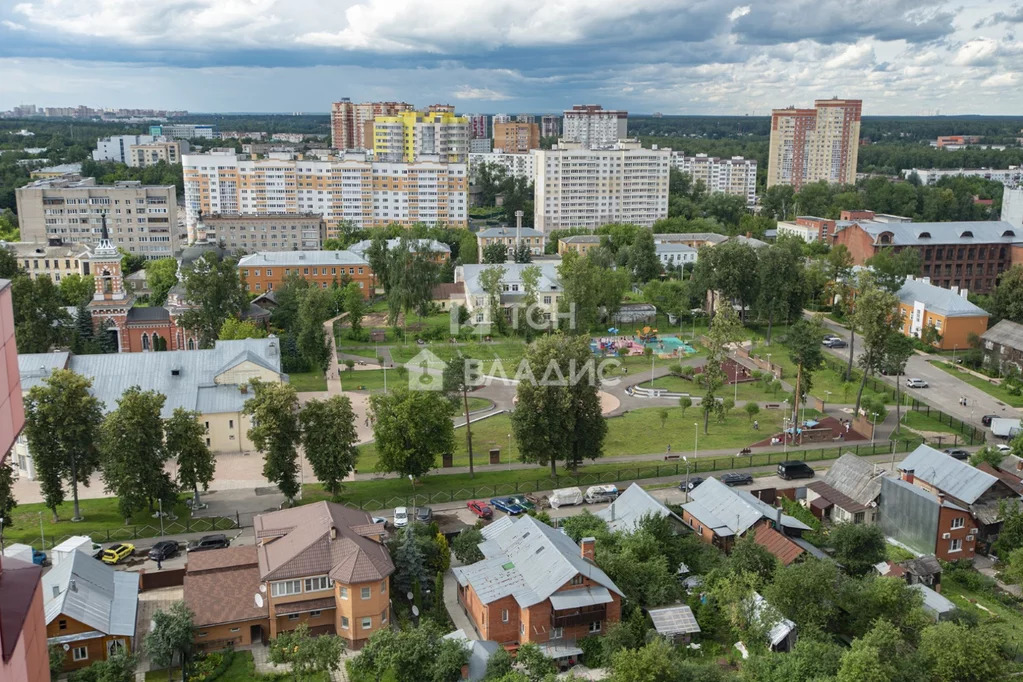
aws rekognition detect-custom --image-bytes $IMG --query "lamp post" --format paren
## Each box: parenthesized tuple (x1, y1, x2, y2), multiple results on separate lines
(953, 345, 957, 365)
(408, 474, 416, 508)
(825, 391, 831, 412)
(683, 455, 691, 503)
(783, 417, 789, 454)
(39, 512, 45, 551)
(871, 412, 879, 441)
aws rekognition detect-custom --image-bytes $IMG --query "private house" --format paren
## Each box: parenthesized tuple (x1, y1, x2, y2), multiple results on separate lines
(596, 483, 686, 533)
(185, 547, 268, 650)
(805, 454, 885, 524)
(455, 262, 562, 327)
(680, 477, 813, 559)
(431, 282, 465, 312)
(12, 338, 284, 481)
(452, 515, 624, 664)
(557, 235, 601, 257)
(897, 444, 1021, 550)
(981, 319, 1023, 375)
(254, 502, 394, 648)
(894, 276, 989, 350)
(43, 551, 139, 672)
(878, 477, 977, 561)
(479, 227, 546, 260)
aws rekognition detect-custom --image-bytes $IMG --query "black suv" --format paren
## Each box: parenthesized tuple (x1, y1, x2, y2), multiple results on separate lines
(187, 534, 230, 552)
(777, 461, 815, 480)
(148, 540, 180, 561)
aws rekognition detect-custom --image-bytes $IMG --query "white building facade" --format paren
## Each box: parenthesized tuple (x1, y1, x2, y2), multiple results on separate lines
(902, 167, 1023, 187)
(562, 105, 628, 148)
(670, 152, 757, 206)
(469, 151, 536, 182)
(92, 135, 158, 164)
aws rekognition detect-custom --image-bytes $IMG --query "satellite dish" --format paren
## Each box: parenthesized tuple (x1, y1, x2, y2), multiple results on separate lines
(406, 592, 414, 601)
(63, 644, 70, 651)
(259, 584, 267, 593)
(411, 605, 420, 617)
(254, 593, 264, 608)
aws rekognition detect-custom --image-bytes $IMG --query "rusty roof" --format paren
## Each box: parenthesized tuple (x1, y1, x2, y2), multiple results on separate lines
(254, 501, 394, 584)
(806, 480, 870, 513)
(977, 462, 1023, 494)
(753, 526, 805, 566)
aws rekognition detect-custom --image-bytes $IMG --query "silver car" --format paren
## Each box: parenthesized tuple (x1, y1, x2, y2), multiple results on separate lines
(906, 378, 929, 388)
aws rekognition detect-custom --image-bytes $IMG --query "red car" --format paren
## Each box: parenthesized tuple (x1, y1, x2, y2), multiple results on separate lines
(467, 500, 493, 519)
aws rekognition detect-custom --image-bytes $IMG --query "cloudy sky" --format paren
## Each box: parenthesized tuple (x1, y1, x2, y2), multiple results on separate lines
(1, 0, 1021, 115)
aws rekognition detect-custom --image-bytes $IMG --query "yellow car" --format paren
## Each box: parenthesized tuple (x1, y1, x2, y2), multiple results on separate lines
(100, 543, 135, 565)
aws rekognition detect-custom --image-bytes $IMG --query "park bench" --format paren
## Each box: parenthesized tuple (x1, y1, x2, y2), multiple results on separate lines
(664, 454, 681, 461)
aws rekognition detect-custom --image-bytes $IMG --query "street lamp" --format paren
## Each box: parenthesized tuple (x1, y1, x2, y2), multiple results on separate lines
(39, 512, 45, 551)
(953, 345, 958, 365)
(871, 412, 879, 441)
(693, 423, 698, 467)
(783, 417, 789, 454)
(825, 391, 832, 412)
(408, 474, 416, 507)
(683, 455, 691, 503)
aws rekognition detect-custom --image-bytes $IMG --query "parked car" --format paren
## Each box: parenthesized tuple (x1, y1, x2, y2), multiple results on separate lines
(906, 378, 929, 388)
(777, 461, 815, 480)
(187, 534, 229, 552)
(944, 448, 970, 461)
(467, 500, 493, 519)
(822, 335, 839, 345)
(489, 497, 526, 515)
(982, 415, 997, 427)
(680, 477, 705, 491)
(996, 444, 1013, 453)
(584, 485, 620, 504)
(371, 516, 388, 527)
(549, 487, 584, 509)
(393, 507, 409, 528)
(415, 507, 433, 523)
(508, 495, 535, 511)
(147, 540, 180, 562)
(100, 543, 135, 565)
(720, 472, 754, 486)
(32, 549, 49, 567)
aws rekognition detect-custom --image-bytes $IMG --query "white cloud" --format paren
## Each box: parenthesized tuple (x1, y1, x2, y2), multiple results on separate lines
(981, 72, 1018, 87)
(452, 86, 511, 101)
(953, 38, 1000, 65)
(824, 42, 876, 69)
(728, 5, 751, 21)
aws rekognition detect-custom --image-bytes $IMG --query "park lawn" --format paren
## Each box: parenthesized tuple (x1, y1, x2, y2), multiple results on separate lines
(340, 368, 397, 393)
(941, 579, 1023, 651)
(929, 360, 1023, 408)
(335, 345, 379, 361)
(901, 410, 960, 435)
(638, 374, 788, 404)
(466, 396, 493, 411)
(389, 339, 529, 372)
(4, 494, 195, 549)
(289, 371, 328, 392)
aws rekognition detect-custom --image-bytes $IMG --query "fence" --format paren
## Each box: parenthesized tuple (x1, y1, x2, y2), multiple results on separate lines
(28, 513, 242, 551)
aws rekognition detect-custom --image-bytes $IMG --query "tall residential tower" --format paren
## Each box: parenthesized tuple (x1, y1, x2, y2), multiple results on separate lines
(767, 98, 862, 190)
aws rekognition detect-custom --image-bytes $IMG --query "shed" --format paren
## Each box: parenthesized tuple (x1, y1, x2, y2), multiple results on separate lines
(912, 583, 956, 622)
(648, 605, 701, 643)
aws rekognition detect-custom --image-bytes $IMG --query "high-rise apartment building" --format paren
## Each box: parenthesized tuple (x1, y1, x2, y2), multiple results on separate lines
(149, 123, 218, 140)
(16, 176, 181, 258)
(767, 98, 862, 190)
(93, 134, 158, 163)
(199, 213, 326, 254)
(469, 151, 536, 182)
(183, 151, 468, 236)
(541, 115, 560, 138)
(493, 122, 539, 154)
(515, 114, 535, 124)
(330, 99, 414, 150)
(533, 140, 669, 232)
(127, 140, 188, 167)
(670, 153, 758, 206)
(492, 114, 511, 125)
(427, 103, 456, 114)
(372, 110, 469, 163)
(467, 114, 489, 139)
(562, 105, 628, 148)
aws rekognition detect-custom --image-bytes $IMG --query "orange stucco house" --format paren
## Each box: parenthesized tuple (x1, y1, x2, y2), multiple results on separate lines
(452, 515, 624, 667)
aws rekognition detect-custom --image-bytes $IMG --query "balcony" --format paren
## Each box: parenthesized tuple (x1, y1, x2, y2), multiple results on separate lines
(551, 605, 605, 628)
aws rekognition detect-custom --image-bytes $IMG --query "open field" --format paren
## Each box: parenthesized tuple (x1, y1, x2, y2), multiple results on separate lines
(289, 371, 328, 392)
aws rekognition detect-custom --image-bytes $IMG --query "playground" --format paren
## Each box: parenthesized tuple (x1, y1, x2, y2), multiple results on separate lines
(752, 415, 868, 448)
(591, 327, 696, 359)
(692, 358, 758, 385)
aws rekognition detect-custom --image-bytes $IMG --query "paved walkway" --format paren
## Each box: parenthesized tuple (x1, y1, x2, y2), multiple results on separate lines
(443, 566, 478, 640)
(974, 554, 1023, 597)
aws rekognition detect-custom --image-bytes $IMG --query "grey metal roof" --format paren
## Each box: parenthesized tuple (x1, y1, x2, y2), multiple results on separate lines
(237, 250, 367, 267)
(897, 278, 989, 318)
(549, 586, 612, 610)
(479, 227, 544, 239)
(442, 631, 499, 682)
(655, 243, 696, 254)
(653, 232, 726, 245)
(685, 477, 810, 536)
(912, 583, 955, 617)
(856, 220, 1021, 246)
(348, 238, 451, 257)
(459, 262, 561, 302)
(899, 444, 998, 504)
(596, 482, 683, 532)
(728, 234, 768, 249)
(822, 453, 885, 507)
(751, 592, 795, 647)
(559, 235, 601, 243)
(648, 605, 701, 636)
(42, 550, 138, 637)
(982, 319, 1023, 352)
(451, 515, 623, 608)
(18, 338, 282, 417)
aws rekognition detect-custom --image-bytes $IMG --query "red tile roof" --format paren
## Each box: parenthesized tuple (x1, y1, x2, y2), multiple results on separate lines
(977, 462, 1023, 494)
(186, 546, 258, 574)
(753, 526, 805, 566)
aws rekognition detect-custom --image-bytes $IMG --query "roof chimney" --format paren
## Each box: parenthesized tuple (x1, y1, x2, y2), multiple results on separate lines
(580, 537, 595, 562)
(52, 585, 61, 599)
(902, 469, 915, 484)
(329, 526, 337, 541)
(936, 493, 945, 507)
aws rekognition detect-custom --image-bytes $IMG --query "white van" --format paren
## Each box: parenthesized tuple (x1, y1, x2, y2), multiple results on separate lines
(584, 485, 620, 504)
(549, 487, 584, 509)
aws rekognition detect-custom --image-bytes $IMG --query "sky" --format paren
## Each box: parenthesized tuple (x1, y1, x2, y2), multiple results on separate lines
(1, 0, 1022, 115)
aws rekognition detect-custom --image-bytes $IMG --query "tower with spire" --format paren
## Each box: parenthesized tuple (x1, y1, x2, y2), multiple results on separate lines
(87, 216, 135, 351)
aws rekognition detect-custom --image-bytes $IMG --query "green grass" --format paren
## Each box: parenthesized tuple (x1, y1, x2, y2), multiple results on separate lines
(885, 543, 916, 562)
(339, 368, 396, 393)
(289, 371, 328, 392)
(335, 346, 379, 361)
(466, 397, 493, 411)
(901, 410, 961, 435)
(929, 360, 1023, 408)
(942, 579, 1023, 651)
(145, 668, 181, 681)
(638, 374, 787, 402)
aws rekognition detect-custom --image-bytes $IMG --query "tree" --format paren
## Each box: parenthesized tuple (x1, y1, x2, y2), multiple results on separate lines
(177, 252, 247, 348)
(144, 257, 179, 306)
(59, 273, 95, 306)
(627, 229, 661, 283)
(757, 245, 804, 343)
(118, 247, 146, 274)
(386, 235, 439, 327)
(48, 643, 64, 678)
(485, 647, 514, 680)
(244, 381, 302, 503)
(608, 637, 683, 682)
(343, 282, 365, 337)
(268, 623, 344, 682)
(218, 317, 267, 340)
(970, 445, 1005, 469)
(728, 534, 778, 583)
(679, 395, 692, 417)
(515, 643, 557, 682)
(879, 331, 913, 434)
(393, 525, 430, 599)
(145, 601, 195, 681)
(12, 275, 69, 353)
(346, 621, 467, 682)
(693, 240, 759, 319)
(443, 353, 477, 477)
(763, 559, 845, 637)
(482, 242, 508, 264)
(829, 523, 886, 576)
(918, 621, 1006, 682)
(451, 526, 485, 564)
(299, 396, 359, 496)
(852, 275, 900, 414)
(371, 388, 454, 479)
(365, 232, 391, 293)
(991, 265, 1023, 324)
(745, 402, 760, 422)
(100, 387, 172, 519)
(23, 370, 103, 521)
(73, 650, 138, 682)
(296, 287, 333, 372)
(785, 316, 825, 429)
(165, 409, 215, 509)
(477, 264, 506, 334)
(0, 457, 16, 531)
(699, 305, 743, 434)
(511, 334, 607, 475)
(512, 243, 533, 263)
(519, 264, 542, 336)
(866, 247, 921, 293)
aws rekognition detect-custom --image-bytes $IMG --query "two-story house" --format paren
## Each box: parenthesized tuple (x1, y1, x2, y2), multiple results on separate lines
(452, 515, 623, 666)
(805, 453, 885, 525)
(455, 262, 562, 329)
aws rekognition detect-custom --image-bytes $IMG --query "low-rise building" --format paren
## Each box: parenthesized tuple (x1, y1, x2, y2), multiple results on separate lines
(902, 167, 1023, 186)
(656, 243, 697, 269)
(431, 282, 465, 312)
(653, 232, 727, 249)
(452, 515, 624, 663)
(456, 262, 562, 327)
(596, 483, 685, 533)
(43, 551, 139, 672)
(30, 164, 82, 180)
(895, 276, 989, 350)
(200, 213, 326, 254)
(879, 476, 977, 562)
(237, 250, 373, 296)
(4, 241, 91, 282)
(557, 235, 601, 256)
(127, 140, 188, 167)
(805, 453, 884, 524)
(185, 546, 269, 650)
(981, 319, 1023, 375)
(477, 227, 545, 261)
(776, 220, 823, 243)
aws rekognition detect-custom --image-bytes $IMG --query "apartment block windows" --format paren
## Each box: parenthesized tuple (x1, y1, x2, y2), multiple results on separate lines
(271, 579, 302, 597)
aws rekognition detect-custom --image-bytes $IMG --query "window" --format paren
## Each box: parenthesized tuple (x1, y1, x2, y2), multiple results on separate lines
(361, 587, 371, 600)
(501, 609, 509, 623)
(589, 621, 602, 633)
(571, 575, 584, 586)
(309, 611, 321, 618)
(551, 627, 563, 640)
(380, 580, 387, 594)
(305, 576, 330, 592)
(341, 616, 349, 629)
(288, 614, 300, 620)
(73, 647, 88, 662)
(951, 517, 965, 530)
(271, 579, 302, 597)
(520, 623, 524, 635)
(59, 619, 67, 631)
(950, 538, 963, 552)
(230, 627, 240, 633)
(381, 609, 388, 623)
(362, 617, 372, 630)
(340, 587, 348, 599)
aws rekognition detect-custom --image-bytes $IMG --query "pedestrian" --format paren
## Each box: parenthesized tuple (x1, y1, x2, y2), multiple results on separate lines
(156, 556, 162, 571)
(667, 444, 672, 453)
(753, 420, 759, 431)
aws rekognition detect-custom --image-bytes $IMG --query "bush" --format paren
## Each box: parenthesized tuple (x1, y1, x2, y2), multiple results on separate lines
(187, 650, 228, 681)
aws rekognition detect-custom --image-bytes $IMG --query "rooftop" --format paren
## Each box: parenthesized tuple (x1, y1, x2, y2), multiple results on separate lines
(820, 453, 886, 507)
(982, 319, 1023, 352)
(348, 238, 451, 256)
(0, 556, 43, 663)
(184, 546, 267, 628)
(752, 526, 805, 566)
(854, 220, 1021, 247)
(458, 262, 562, 300)
(648, 605, 701, 637)
(897, 277, 989, 318)
(899, 444, 998, 504)
(42, 550, 138, 637)
(682, 477, 811, 537)
(237, 250, 367, 268)
(559, 235, 601, 244)
(595, 482, 683, 533)
(652, 232, 727, 245)
(478, 227, 544, 239)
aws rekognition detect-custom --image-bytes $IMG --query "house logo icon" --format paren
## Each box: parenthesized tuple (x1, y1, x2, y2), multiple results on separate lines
(407, 349, 447, 391)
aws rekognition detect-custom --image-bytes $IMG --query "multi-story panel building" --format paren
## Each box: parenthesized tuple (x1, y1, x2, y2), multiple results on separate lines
(127, 140, 188, 167)
(541, 114, 560, 138)
(200, 213, 326, 254)
(330, 99, 414, 150)
(469, 151, 536, 182)
(372, 110, 469, 163)
(15, 175, 181, 259)
(902, 167, 1023, 187)
(467, 114, 489, 139)
(182, 151, 468, 236)
(491, 114, 511, 125)
(562, 105, 628, 148)
(767, 98, 861, 190)
(670, 152, 757, 205)
(92, 135, 158, 164)
(468, 138, 492, 154)
(533, 140, 670, 233)
(5, 241, 91, 282)
(238, 250, 373, 296)
(1004, 187, 1023, 229)
(493, 122, 539, 154)
(149, 123, 218, 140)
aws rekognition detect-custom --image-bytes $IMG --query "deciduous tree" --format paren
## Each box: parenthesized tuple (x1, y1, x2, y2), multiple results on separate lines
(178, 252, 247, 348)
(482, 242, 508, 264)
(166, 409, 215, 509)
(268, 623, 345, 682)
(700, 305, 743, 434)
(145, 601, 195, 680)
(12, 275, 69, 353)
(58, 273, 95, 306)
(991, 265, 1023, 324)
(443, 353, 477, 477)
(244, 381, 302, 503)
(918, 621, 1006, 682)
(100, 387, 173, 519)
(371, 387, 454, 479)
(851, 275, 900, 414)
(144, 257, 179, 306)
(218, 317, 267, 340)
(299, 396, 358, 496)
(785, 316, 825, 428)
(829, 523, 886, 576)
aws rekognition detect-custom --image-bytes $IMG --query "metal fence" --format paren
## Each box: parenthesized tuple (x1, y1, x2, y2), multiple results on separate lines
(28, 513, 242, 551)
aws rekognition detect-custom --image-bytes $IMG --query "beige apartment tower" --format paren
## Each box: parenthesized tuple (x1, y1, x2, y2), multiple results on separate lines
(330, 99, 413, 150)
(767, 98, 862, 190)
(493, 122, 540, 153)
